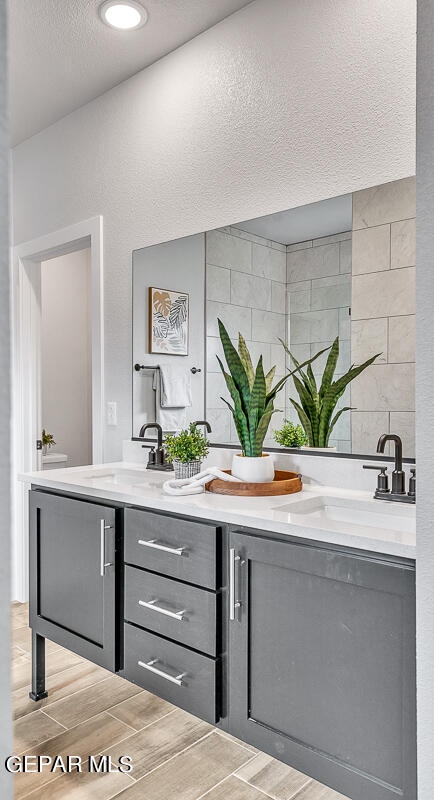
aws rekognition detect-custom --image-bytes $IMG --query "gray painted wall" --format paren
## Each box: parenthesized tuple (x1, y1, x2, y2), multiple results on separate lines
(0, 0, 13, 795)
(416, 3, 434, 797)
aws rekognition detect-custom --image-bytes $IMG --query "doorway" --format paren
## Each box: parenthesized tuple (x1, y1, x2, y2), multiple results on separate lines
(40, 248, 92, 469)
(11, 216, 104, 601)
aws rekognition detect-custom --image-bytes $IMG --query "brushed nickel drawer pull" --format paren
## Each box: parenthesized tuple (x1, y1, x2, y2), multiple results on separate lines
(139, 599, 186, 621)
(137, 538, 186, 556)
(138, 659, 186, 686)
(229, 547, 241, 621)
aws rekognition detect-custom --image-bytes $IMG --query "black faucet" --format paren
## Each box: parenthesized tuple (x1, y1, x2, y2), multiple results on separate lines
(138, 423, 173, 471)
(377, 434, 405, 494)
(192, 420, 212, 434)
(363, 433, 415, 503)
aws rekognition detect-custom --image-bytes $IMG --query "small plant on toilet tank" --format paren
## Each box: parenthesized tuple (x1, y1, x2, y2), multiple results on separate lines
(217, 319, 324, 482)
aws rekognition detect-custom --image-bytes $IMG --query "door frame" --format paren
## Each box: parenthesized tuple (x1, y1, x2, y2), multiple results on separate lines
(11, 216, 104, 601)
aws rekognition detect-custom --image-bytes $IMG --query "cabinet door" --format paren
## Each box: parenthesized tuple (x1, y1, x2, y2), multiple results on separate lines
(29, 491, 117, 670)
(227, 531, 416, 800)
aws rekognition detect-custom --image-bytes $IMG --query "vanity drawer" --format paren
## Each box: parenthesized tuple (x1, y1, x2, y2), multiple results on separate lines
(124, 508, 218, 589)
(123, 623, 219, 724)
(124, 565, 217, 656)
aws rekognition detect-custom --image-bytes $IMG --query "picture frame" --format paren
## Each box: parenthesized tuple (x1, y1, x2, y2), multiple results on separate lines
(148, 286, 189, 355)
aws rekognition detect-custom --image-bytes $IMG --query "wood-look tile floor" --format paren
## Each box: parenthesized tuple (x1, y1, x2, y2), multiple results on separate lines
(11, 603, 349, 800)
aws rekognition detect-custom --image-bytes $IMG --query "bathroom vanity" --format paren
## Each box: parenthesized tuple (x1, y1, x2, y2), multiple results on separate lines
(24, 463, 416, 800)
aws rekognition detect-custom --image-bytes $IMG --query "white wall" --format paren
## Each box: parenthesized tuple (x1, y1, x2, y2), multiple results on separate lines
(12, 0, 416, 460)
(132, 234, 205, 436)
(416, 2, 434, 796)
(41, 249, 92, 467)
(0, 0, 13, 793)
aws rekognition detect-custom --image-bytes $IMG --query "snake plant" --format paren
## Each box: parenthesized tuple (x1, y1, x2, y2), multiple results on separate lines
(281, 337, 380, 448)
(217, 319, 328, 457)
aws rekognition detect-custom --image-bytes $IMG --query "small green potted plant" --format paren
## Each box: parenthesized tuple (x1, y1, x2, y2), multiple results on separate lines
(165, 423, 210, 479)
(217, 319, 327, 482)
(274, 420, 308, 448)
(280, 337, 380, 450)
(41, 429, 56, 456)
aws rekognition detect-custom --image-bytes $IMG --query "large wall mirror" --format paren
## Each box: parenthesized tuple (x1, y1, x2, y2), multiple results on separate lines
(132, 176, 415, 459)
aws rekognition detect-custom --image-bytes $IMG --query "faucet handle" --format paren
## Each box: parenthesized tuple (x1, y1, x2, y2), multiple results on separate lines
(363, 464, 389, 493)
(408, 468, 416, 498)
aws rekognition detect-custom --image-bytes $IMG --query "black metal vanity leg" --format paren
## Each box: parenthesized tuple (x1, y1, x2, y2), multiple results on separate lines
(29, 630, 48, 701)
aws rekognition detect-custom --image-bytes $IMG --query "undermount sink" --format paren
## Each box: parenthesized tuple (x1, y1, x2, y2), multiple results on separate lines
(273, 494, 416, 535)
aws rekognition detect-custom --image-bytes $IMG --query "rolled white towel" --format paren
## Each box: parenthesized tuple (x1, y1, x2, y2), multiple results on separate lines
(163, 466, 241, 496)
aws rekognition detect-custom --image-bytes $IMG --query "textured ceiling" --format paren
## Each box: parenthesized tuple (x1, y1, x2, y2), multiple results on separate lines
(9, 0, 253, 145)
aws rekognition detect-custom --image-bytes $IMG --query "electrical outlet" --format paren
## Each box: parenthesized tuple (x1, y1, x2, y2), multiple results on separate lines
(107, 401, 118, 426)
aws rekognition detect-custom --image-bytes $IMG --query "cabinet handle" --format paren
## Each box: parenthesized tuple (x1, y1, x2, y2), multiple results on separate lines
(100, 520, 114, 577)
(137, 539, 186, 556)
(139, 599, 186, 621)
(229, 547, 241, 621)
(138, 659, 186, 686)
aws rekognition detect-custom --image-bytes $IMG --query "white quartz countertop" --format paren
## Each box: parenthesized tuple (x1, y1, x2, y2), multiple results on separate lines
(19, 462, 416, 560)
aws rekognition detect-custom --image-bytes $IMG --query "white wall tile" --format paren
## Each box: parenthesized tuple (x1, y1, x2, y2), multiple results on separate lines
(287, 242, 340, 282)
(206, 264, 230, 302)
(339, 238, 352, 273)
(252, 243, 286, 282)
(271, 281, 286, 313)
(351, 362, 415, 411)
(270, 342, 287, 375)
(352, 224, 390, 275)
(391, 218, 416, 268)
(389, 411, 415, 458)
(206, 371, 229, 409)
(286, 240, 313, 253)
(351, 411, 390, 455)
(339, 307, 351, 340)
(206, 335, 226, 373)
(287, 285, 311, 314)
(252, 309, 285, 343)
(351, 318, 388, 365)
(312, 231, 352, 246)
(291, 308, 339, 344)
(351, 266, 415, 320)
(310, 273, 351, 310)
(206, 229, 251, 272)
(206, 300, 252, 338)
(231, 270, 271, 311)
(352, 176, 416, 229)
(206, 408, 231, 444)
(388, 314, 415, 363)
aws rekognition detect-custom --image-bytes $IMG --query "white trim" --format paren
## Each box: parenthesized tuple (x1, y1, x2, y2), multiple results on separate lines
(11, 216, 104, 601)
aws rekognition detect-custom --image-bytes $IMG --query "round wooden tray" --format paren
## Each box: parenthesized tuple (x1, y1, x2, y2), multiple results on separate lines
(205, 469, 302, 497)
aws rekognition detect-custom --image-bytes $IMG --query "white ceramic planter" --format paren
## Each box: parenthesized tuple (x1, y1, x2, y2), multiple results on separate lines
(231, 453, 275, 483)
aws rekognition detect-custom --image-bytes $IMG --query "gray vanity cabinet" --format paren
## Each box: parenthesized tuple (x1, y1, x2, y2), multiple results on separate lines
(227, 530, 416, 800)
(29, 490, 119, 673)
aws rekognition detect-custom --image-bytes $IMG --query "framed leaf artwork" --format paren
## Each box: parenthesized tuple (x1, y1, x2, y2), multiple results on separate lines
(148, 287, 189, 355)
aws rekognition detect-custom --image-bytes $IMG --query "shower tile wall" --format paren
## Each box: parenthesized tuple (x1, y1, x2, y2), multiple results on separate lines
(351, 176, 416, 457)
(206, 227, 286, 445)
(286, 233, 352, 452)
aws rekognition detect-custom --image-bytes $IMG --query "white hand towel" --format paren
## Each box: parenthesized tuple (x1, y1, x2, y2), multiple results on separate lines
(152, 367, 190, 433)
(163, 467, 241, 496)
(159, 364, 192, 408)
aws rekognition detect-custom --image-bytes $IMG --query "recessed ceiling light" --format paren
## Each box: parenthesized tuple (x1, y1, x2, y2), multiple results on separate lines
(99, 1, 148, 30)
